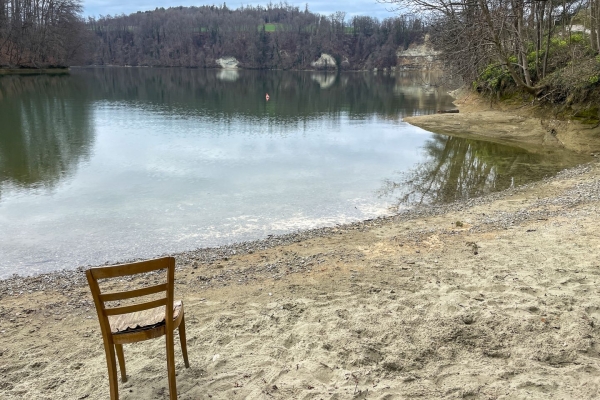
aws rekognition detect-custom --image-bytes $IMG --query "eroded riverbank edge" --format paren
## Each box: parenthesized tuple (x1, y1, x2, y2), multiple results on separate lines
(1, 158, 600, 398)
(404, 89, 600, 154)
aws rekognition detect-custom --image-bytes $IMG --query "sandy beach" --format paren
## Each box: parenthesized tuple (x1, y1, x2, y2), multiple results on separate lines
(2, 96, 600, 399)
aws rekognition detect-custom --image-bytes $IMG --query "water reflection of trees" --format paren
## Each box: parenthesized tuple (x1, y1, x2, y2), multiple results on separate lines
(73, 67, 453, 121)
(0, 68, 451, 195)
(0, 75, 94, 192)
(379, 135, 588, 208)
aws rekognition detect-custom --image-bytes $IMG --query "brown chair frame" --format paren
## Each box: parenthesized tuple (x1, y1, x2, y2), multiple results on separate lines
(86, 256, 190, 400)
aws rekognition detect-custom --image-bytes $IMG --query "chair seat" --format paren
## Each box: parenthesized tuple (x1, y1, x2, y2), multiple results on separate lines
(108, 300, 182, 334)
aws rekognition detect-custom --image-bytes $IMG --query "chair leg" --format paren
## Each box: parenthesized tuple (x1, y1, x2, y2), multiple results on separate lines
(115, 344, 127, 382)
(102, 337, 119, 400)
(179, 313, 190, 368)
(166, 331, 177, 400)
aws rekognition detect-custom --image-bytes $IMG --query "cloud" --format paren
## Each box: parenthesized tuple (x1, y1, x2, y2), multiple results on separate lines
(82, 0, 400, 20)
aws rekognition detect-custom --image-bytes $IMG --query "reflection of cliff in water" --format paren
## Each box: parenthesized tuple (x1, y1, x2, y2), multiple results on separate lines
(72, 67, 454, 121)
(393, 71, 457, 115)
(0, 75, 95, 193)
(311, 72, 337, 89)
(379, 135, 590, 208)
(216, 69, 239, 82)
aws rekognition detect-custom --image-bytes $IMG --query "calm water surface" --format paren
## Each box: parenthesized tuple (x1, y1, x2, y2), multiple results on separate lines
(0, 68, 589, 277)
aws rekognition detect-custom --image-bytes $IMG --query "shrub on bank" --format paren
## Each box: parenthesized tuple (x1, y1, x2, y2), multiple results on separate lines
(471, 30, 600, 123)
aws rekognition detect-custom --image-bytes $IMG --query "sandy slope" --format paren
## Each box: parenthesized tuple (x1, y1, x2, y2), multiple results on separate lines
(1, 158, 600, 399)
(403, 90, 600, 154)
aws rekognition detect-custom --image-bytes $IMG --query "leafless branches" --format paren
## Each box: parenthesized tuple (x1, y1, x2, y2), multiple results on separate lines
(0, 0, 85, 67)
(83, 5, 426, 70)
(380, 0, 598, 93)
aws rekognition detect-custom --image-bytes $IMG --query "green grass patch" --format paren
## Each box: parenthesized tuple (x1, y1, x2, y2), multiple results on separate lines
(261, 23, 283, 32)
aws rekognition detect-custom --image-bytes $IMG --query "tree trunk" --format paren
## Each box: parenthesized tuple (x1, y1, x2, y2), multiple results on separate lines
(542, 3, 553, 79)
(593, 0, 600, 52)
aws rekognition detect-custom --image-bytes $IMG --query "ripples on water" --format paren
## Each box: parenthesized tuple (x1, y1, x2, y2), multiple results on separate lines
(0, 68, 589, 277)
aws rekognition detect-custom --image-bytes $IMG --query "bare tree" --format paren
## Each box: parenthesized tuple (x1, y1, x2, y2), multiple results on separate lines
(379, 0, 589, 94)
(589, 0, 600, 50)
(0, 0, 85, 67)
(83, 4, 427, 71)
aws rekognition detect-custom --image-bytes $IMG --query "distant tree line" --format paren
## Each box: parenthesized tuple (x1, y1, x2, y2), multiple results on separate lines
(84, 3, 426, 69)
(0, 1, 427, 70)
(0, 0, 87, 67)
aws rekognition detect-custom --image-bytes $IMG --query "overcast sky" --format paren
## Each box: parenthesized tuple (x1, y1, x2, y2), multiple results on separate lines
(82, 1, 400, 20)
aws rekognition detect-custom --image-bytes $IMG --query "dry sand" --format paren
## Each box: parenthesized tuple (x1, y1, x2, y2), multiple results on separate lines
(2, 95, 600, 400)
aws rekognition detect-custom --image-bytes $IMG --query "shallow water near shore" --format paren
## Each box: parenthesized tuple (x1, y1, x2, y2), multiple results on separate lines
(0, 68, 590, 278)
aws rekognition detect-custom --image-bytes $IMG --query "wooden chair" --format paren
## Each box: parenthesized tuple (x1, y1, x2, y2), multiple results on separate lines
(86, 256, 190, 400)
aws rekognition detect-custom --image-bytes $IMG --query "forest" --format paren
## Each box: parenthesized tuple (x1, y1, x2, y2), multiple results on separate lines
(0, 1, 426, 70)
(0, 0, 87, 67)
(84, 4, 425, 70)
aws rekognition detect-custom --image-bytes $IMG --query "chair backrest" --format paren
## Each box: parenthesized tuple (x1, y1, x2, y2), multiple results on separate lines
(86, 257, 176, 337)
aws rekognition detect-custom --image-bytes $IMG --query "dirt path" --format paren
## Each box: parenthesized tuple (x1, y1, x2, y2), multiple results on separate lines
(2, 159, 600, 399)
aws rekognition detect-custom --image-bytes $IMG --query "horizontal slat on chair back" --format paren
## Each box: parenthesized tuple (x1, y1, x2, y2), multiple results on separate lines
(104, 298, 168, 316)
(89, 257, 172, 280)
(100, 283, 167, 302)
(86, 257, 176, 337)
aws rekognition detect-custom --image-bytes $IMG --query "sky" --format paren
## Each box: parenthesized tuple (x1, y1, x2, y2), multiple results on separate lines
(82, 0, 400, 21)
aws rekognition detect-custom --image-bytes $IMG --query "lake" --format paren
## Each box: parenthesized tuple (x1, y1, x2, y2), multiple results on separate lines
(0, 68, 589, 278)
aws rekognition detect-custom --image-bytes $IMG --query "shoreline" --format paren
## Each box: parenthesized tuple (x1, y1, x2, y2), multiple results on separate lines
(0, 67, 69, 75)
(0, 179, 512, 285)
(2, 159, 600, 398)
(72, 64, 429, 73)
(0, 157, 587, 286)
(2, 88, 594, 284)
(404, 89, 600, 154)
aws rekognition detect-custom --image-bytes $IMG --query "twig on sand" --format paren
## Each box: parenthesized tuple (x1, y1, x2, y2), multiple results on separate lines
(352, 373, 359, 394)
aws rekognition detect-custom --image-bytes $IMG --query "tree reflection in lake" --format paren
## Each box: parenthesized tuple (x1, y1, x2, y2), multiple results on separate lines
(0, 67, 452, 201)
(379, 135, 591, 209)
(74, 67, 453, 121)
(0, 75, 94, 194)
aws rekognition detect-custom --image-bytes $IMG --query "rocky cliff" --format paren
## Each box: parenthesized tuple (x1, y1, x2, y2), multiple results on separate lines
(396, 36, 440, 70)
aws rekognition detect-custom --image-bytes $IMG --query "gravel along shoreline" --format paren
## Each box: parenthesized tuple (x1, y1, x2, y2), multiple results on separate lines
(1, 161, 598, 299)
(2, 160, 600, 399)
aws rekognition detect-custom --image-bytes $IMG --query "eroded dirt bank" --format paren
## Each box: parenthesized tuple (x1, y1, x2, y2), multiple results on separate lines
(403, 90, 600, 154)
(1, 160, 600, 399)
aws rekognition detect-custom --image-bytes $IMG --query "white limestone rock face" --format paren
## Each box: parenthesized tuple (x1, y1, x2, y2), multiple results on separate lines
(311, 53, 337, 69)
(396, 35, 440, 69)
(216, 57, 239, 69)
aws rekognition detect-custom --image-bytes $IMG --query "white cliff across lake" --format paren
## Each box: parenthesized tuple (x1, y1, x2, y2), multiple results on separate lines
(216, 57, 239, 69)
(311, 53, 337, 69)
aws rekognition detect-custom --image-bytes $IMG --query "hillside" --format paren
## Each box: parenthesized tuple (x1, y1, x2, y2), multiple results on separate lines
(84, 4, 425, 70)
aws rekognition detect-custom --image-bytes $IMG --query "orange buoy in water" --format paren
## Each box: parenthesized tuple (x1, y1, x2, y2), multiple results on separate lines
(265, 93, 270, 101)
